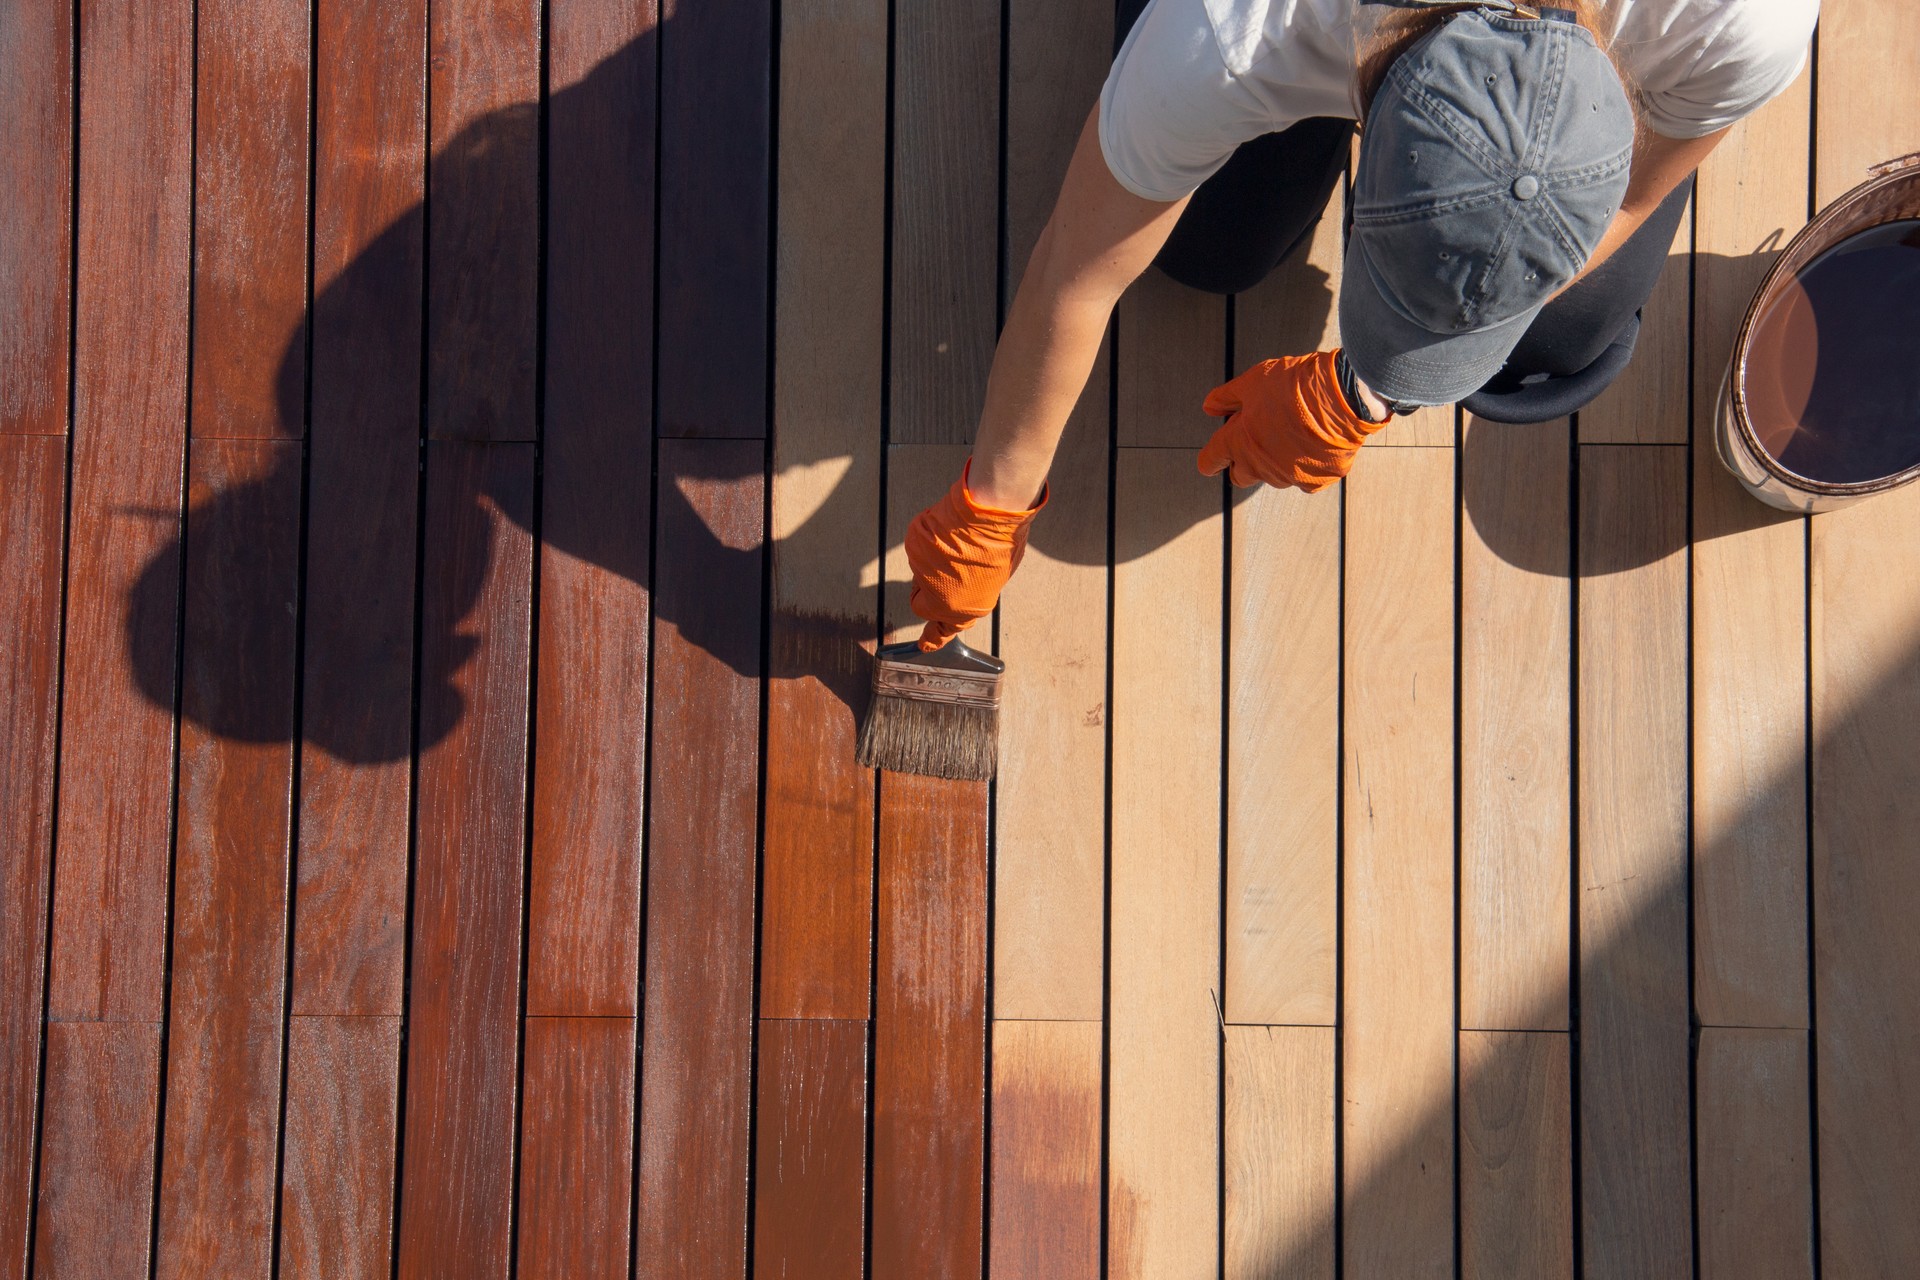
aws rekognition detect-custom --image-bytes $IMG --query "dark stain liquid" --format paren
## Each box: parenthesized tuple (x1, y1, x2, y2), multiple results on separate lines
(1742, 218, 1920, 485)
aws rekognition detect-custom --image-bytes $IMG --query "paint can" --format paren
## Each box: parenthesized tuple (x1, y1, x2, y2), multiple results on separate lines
(1715, 151, 1920, 513)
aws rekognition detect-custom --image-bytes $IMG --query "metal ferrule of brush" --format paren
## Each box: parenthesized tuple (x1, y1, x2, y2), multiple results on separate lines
(871, 637, 1005, 709)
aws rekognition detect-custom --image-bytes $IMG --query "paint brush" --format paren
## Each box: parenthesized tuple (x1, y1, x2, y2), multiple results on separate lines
(854, 637, 1003, 781)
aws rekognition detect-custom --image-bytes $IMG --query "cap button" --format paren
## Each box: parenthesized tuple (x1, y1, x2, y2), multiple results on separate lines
(1512, 174, 1540, 200)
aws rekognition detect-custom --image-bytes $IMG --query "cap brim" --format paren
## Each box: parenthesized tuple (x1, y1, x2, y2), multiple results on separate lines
(1336, 234, 1545, 406)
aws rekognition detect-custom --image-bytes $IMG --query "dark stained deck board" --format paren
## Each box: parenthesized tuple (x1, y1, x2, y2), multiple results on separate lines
(1576, 445, 1693, 1280)
(887, 0, 1000, 446)
(635, 442, 764, 1278)
(0, 436, 66, 1278)
(759, 0, 884, 1025)
(395, 441, 536, 1280)
(752, 1019, 870, 1280)
(0, 0, 73, 438)
(525, 0, 657, 1019)
(291, 0, 425, 1018)
(153, 439, 301, 1276)
(188, 0, 308, 442)
(656, 0, 771, 439)
(426, 0, 540, 443)
(35, 1, 193, 1265)
(869, 446, 989, 1280)
(277, 1016, 401, 1280)
(32, 1022, 162, 1278)
(517, 1016, 636, 1279)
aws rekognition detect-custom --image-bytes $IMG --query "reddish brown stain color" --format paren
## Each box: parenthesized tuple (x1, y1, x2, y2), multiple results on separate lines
(278, 1017, 401, 1280)
(518, 1017, 637, 1279)
(753, 1019, 870, 1278)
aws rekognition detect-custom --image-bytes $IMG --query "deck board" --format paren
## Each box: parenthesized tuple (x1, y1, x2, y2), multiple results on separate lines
(7, 5, 1920, 1276)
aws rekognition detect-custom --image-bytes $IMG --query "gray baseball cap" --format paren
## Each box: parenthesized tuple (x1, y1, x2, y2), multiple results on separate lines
(1339, 4, 1635, 405)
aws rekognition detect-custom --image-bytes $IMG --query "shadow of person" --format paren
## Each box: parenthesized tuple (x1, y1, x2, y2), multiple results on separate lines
(124, 25, 1335, 759)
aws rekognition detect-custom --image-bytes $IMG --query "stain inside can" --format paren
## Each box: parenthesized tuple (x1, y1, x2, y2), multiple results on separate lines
(1743, 218, 1920, 485)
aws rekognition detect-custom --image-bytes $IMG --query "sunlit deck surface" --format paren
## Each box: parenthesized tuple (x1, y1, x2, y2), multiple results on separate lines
(3, 0, 1918, 1275)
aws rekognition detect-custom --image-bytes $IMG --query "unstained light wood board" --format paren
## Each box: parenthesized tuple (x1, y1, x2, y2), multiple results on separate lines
(658, 0, 771, 438)
(189, 0, 308, 441)
(1690, 76, 1811, 1031)
(1459, 1030, 1572, 1280)
(636, 443, 764, 1279)
(425, 0, 539, 441)
(154, 439, 301, 1277)
(761, 0, 884, 1021)
(1811, 483, 1920, 1275)
(1576, 444, 1691, 1280)
(992, 0, 1114, 1024)
(1460, 416, 1571, 1031)
(1341, 444, 1455, 1280)
(292, 0, 424, 1019)
(395, 442, 535, 1279)
(888, 0, 999, 445)
(277, 1016, 401, 1280)
(39, 2, 192, 1257)
(1578, 196, 1694, 444)
(1224, 1025, 1335, 1280)
(1108, 447, 1222, 1280)
(1696, 1027, 1813, 1280)
(0, 435, 66, 1275)
(0, 0, 73, 437)
(517, 1016, 637, 1279)
(526, 0, 658, 1019)
(990, 1019, 1102, 1280)
(1223, 213, 1343, 1026)
(753, 1019, 869, 1280)
(1118, 271, 1225, 448)
(870, 445, 988, 1280)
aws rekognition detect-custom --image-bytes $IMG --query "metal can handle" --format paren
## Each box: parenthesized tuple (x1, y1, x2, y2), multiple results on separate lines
(1868, 150, 1920, 178)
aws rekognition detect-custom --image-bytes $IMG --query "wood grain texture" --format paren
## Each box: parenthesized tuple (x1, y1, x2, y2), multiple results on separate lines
(396, 442, 535, 1280)
(278, 1016, 400, 1280)
(47, 0, 192, 1026)
(32, 1021, 160, 1278)
(888, 0, 998, 445)
(869, 445, 988, 1280)
(293, 0, 425, 1018)
(1813, 0, 1918, 205)
(1118, 272, 1225, 448)
(1222, 226, 1342, 1026)
(1341, 444, 1455, 1280)
(1811, 481, 1920, 1276)
(426, 0, 539, 441)
(753, 1019, 869, 1280)
(0, 0, 73, 436)
(1577, 196, 1694, 445)
(1459, 1030, 1572, 1280)
(992, 0, 1113, 1024)
(1109, 448, 1222, 1280)
(190, 0, 308, 440)
(1460, 417, 1571, 1031)
(525, 0, 657, 1019)
(154, 439, 300, 1278)
(517, 1017, 636, 1280)
(990, 1019, 1102, 1280)
(871, 768, 988, 1280)
(0, 436, 65, 1278)
(1690, 80, 1811, 1030)
(657, 0, 771, 438)
(1364, 402, 1456, 447)
(1224, 1025, 1336, 1280)
(1576, 444, 1691, 1280)
(635, 443, 764, 1279)
(1697, 1028, 1813, 1280)
(761, 0, 883, 1020)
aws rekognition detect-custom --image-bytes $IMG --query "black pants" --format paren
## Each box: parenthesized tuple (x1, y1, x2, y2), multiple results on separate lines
(1114, 0, 1690, 422)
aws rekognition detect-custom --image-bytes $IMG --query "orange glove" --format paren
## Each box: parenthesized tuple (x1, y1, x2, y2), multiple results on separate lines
(904, 459, 1048, 652)
(1198, 348, 1386, 493)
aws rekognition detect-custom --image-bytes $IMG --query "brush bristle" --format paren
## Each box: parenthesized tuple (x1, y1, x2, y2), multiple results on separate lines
(856, 690, 999, 781)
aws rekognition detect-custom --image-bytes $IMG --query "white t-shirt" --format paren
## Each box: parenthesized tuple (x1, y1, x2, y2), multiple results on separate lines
(1099, 0, 1819, 201)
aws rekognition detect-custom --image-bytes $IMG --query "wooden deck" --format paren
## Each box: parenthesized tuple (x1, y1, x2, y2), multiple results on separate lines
(3, 0, 1918, 1275)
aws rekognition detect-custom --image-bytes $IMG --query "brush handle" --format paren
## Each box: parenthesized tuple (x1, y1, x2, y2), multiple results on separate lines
(875, 636, 1005, 675)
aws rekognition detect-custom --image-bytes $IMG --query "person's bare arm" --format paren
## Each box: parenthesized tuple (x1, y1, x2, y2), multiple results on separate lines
(1561, 124, 1729, 290)
(966, 108, 1189, 509)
